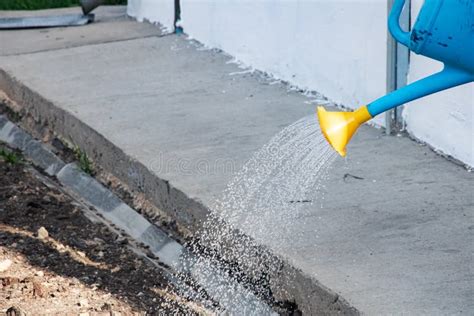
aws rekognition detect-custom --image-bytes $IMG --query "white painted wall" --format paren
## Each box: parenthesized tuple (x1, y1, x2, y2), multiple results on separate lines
(127, 0, 473, 166)
(181, 0, 388, 126)
(127, 0, 389, 126)
(127, 0, 175, 32)
(403, 0, 473, 166)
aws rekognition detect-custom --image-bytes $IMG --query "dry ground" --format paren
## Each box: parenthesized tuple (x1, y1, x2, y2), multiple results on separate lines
(0, 145, 210, 315)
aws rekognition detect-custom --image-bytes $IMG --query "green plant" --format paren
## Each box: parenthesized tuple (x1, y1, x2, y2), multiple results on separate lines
(73, 146, 93, 175)
(9, 111, 22, 123)
(0, 0, 127, 10)
(0, 147, 22, 165)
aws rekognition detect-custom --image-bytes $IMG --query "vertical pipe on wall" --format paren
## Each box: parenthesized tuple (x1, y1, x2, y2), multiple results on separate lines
(174, 0, 182, 33)
(386, 0, 397, 135)
(386, 0, 410, 134)
(395, 0, 410, 130)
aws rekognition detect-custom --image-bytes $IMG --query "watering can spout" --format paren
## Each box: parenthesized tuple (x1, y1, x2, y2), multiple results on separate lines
(317, 67, 473, 157)
(317, 106, 372, 157)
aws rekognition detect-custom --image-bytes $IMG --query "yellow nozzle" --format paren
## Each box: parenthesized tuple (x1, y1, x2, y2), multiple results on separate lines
(317, 105, 372, 157)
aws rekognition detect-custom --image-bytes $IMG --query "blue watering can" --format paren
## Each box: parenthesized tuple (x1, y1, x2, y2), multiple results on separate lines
(317, 0, 474, 157)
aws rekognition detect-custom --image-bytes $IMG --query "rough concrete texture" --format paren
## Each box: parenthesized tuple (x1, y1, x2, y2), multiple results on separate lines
(0, 6, 472, 315)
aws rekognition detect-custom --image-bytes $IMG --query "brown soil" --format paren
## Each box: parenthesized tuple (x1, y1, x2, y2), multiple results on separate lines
(0, 145, 212, 315)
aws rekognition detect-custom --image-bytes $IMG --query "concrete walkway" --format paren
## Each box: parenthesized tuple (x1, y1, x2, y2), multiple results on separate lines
(1, 7, 472, 315)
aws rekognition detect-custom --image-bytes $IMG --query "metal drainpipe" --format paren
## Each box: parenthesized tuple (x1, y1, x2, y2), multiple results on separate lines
(395, 0, 410, 132)
(386, 0, 397, 136)
(174, 0, 183, 33)
(386, 0, 410, 135)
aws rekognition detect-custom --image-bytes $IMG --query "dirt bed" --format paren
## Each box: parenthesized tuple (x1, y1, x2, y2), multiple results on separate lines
(0, 145, 210, 315)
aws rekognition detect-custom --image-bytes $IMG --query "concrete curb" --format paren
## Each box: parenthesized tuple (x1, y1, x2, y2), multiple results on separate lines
(0, 115, 64, 175)
(0, 69, 358, 315)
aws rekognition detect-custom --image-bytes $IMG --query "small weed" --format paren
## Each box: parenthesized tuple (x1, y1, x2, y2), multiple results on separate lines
(73, 146, 93, 175)
(9, 111, 22, 123)
(0, 147, 22, 165)
(0, 101, 23, 122)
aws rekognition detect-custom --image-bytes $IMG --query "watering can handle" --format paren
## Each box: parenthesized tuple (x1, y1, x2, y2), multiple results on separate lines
(388, 0, 410, 47)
